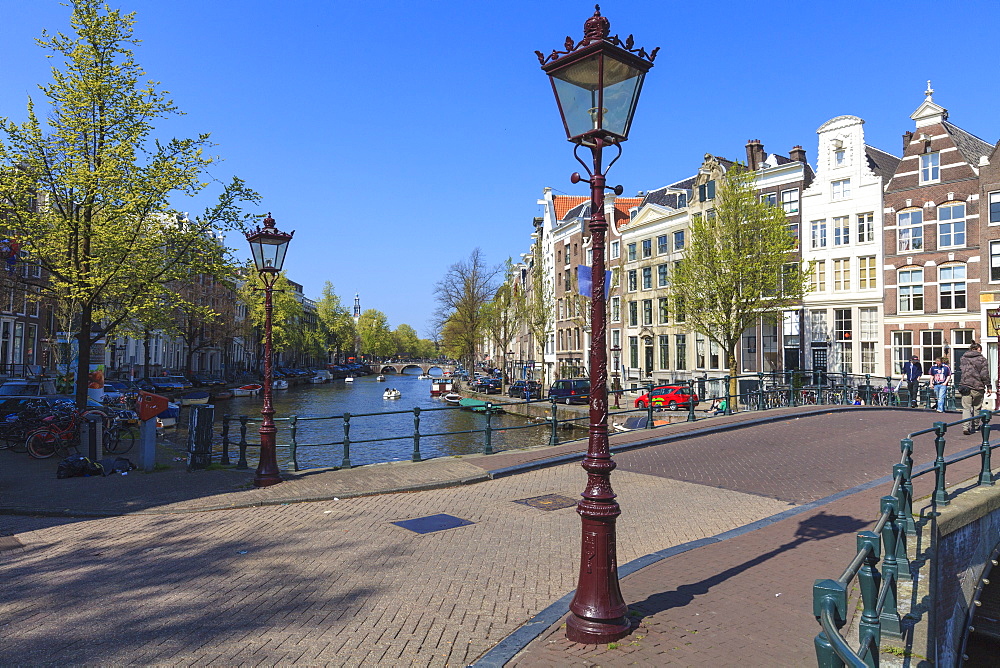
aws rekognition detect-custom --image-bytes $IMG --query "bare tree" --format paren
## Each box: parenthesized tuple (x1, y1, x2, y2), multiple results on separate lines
(433, 248, 501, 368)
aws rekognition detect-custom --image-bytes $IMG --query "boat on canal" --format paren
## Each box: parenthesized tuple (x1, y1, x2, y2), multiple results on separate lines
(179, 390, 210, 406)
(443, 392, 462, 404)
(382, 388, 401, 400)
(233, 383, 262, 397)
(431, 378, 453, 397)
(273, 379, 289, 390)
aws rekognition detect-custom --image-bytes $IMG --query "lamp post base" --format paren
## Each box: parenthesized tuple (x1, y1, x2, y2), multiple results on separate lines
(253, 471, 283, 487)
(566, 613, 631, 644)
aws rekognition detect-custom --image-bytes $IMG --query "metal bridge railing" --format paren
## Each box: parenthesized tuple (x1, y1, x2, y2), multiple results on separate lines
(812, 411, 998, 667)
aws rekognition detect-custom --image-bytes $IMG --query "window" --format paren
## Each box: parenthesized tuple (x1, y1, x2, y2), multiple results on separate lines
(627, 269, 637, 292)
(920, 152, 940, 183)
(833, 259, 851, 291)
(627, 243, 637, 261)
(939, 264, 966, 310)
(674, 295, 685, 322)
(641, 239, 652, 258)
(990, 192, 1000, 225)
(710, 340, 721, 369)
(629, 336, 638, 368)
(898, 268, 924, 312)
(657, 235, 668, 254)
(810, 310, 827, 341)
(781, 188, 799, 214)
(612, 329, 621, 349)
(954, 329, 975, 348)
(812, 260, 826, 292)
(991, 240, 1000, 282)
(657, 263, 669, 287)
(659, 335, 669, 369)
(836, 341, 854, 374)
(835, 149, 845, 166)
(556, 248, 561, 265)
(696, 335, 707, 368)
(811, 220, 827, 248)
(586, 248, 593, 266)
(834, 309, 852, 341)
(611, 296, 620, 323)
(858, 256, 877, 290)
(698, 180, 716, 201)
(641, 267, 652, 290)
(857, 212, 874, 243)
(832, 179, 851, 200)
(610, 240, 620, 259)
(921, 330, 944, 369)
(557, 299, 564, 320)
(860, 342, 876, 374)
(833, 216, 850, 246)
(788, 223, 799, 250)
(628, 301, 638, 326)
(673, 230, 685, 250)
(938, 203, 966, 248)
(761, 192, 777, 207)
(859, 308, 877, 341)
(675, 334, 687, 370)
(642, 299, 653, 325)
(892, 331, 913, 374)
(897, 210, 923, 252)
(658, 297, 669, 324)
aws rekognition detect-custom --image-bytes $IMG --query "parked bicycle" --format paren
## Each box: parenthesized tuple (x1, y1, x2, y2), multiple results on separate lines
(25, 406, 108, 459)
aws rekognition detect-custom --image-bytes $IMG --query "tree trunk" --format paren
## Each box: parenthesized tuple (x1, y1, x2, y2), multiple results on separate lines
(143, 330, 152, 379)
(74, 304, 93, 409)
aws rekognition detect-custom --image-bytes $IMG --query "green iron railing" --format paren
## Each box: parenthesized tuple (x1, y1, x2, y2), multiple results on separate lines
(812, 410, 997, 667)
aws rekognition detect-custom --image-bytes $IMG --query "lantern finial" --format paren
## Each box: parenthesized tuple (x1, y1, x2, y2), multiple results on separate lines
(263, 212, 275, 228)
(583, 5, 610, 45)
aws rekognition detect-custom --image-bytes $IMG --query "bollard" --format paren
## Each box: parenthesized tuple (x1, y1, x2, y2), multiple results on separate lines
(932, 421, 949, 506)
(723, 375, 732, 415)
(484, 403, 494, 454)
(412, 406, 422, 462)
(221, 414, 232, 465)
(236, 415, 249, 469)
(646, 383, 654, 429)
(139, 417, 157, 472)
(187, 404, 214, 471)
(687, 379, 697, 422)
(979, 411, 994, 486)
(342, 412, 352, 469)
(879, 496, 903, 638)
(856, 531, 883, 664)
(549, 397, 559, 446)
(289, 415, 299, 472)
(864, 374, 871, 406)
(757, 372, 765, 412)
(81, 413, 103, 462)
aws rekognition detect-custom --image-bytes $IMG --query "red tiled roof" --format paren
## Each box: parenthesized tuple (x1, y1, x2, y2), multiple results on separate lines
(552, 196, 589, 220)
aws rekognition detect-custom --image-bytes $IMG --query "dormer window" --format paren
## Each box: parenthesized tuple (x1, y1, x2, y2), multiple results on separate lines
(834, 150, 845, 166)
(698, 180, 716, 202)
(920, 152, 940, 184)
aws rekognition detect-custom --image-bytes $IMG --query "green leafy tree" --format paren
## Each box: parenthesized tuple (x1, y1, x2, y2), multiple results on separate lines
(392, 324, 420, 358)
(357, 308, 394, 359)
(0, 1, 257, 405)
(433, 248, 500, 368)
(239, 270, 304, 369)
(483, 260, 524, 385)
(670, 165, 809, 396)
(315, 282, 355, 362)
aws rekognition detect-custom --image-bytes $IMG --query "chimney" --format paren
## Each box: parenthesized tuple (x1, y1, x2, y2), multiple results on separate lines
(745, 139, 765, 170)
(902, 131, 914, 153)
(789, 145, 807, 163)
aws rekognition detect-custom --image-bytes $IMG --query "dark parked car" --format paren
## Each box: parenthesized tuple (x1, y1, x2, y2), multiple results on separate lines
(634, 385, 700, 410)
(0, 378, 57, 396)
(508, 380, 542, 399)
(482, 378, 502, 394)
(137, 377, 185, 392)
(548, 378, 591, 405)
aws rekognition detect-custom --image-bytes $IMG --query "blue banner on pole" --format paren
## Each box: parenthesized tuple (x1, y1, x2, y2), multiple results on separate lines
(576, 265, 611, 298)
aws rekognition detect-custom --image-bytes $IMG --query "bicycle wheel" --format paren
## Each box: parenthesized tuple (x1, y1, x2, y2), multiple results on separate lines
(106, 424, 138, 454)
(26, 429, 59, 459)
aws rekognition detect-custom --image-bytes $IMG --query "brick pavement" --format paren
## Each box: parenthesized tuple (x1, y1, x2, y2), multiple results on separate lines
(0, 405, 976, 666)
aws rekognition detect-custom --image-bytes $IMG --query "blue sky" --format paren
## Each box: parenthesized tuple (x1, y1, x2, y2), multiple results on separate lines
(2, 1, 999, 338)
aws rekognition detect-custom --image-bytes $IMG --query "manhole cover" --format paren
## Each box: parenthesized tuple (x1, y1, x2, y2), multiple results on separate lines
(0, 536, 24, 552)
(392, 513, 474, 534)
(514, 494, 578, 511)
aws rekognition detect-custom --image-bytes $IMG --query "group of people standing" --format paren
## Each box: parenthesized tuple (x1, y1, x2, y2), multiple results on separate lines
(901, 343, 993, 434)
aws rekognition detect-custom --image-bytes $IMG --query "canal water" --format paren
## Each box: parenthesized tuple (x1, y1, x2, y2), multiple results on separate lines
(208, 369, 553, 469)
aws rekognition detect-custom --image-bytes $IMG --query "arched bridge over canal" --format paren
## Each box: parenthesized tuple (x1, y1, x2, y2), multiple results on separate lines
(370, 361, 456, 376)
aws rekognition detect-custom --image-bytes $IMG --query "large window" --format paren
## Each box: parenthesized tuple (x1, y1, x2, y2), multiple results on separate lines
(675, 334, 687, 370)
(859, 307, 878, 374)
(611, 296, 620, 323)
(857, 212, 874, 243)
(698, 180, 716, 201)
(859, 256, 877, 289)
(761, 192, 777, 207)
(832, 179, 851, 200)
(781, 188, 799, 214)
(892, 331, 913, 374)
(627, 269, 637, 292)
(834, 309, 852, 342)
(658, 297, 669, 324)
(938, 203, 966, 248)
(627, 243, 636, 261)
(642, 299, 653, 325)
(696, 335, 706, 368)
(641, 267, 652, 290)
(811, 220, 827, 249)
(921, 330, 944, 369)
(628, 301, 638, 326)
(673, 230, 685, 250)
(833, 216, 850, 246)
(833, 259, 851, 291)
(610, 240, 620, 259)
(990, 191, 1000, 225)
(629, 336, 638, 369)
(810, 310, 827, 341)
(812, 260, 826, 292)
(898, 268, 924, 312)
(657, 235, 668, 254)
(991, 240, 1000, 282)
(939, 264, 966, 310)
(920, 152, 940, 183)
(657, 263, 669, 287)
(641, 239, 652, 258)
(659, 335, 669, 369)
(897, 210, 923, 252)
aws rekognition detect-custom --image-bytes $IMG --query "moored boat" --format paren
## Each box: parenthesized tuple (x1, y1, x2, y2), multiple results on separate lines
(418, 373, 431, 380)
(233, 383, 262, 397)
(273, 379, 289, 390)
(443, 393, 462, 404)
(431, 378, 454, 397)
(345, 376, 354, 383)
(376, 374, 386, 382)
(156, 402, 181, 428)
(179, 390, 210, 406)
(382, 388, 401, 399)
(211, 389, 234, 401)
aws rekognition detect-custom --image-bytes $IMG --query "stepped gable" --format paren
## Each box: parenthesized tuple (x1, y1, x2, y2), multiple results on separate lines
(864, 145, 901, 182)
(943, 120, 994, 166)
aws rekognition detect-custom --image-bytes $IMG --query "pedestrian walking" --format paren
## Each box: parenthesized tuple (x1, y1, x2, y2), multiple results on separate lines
(958, 342, 992, 434)
(929, 356, 952, 412)
(902, 355, 923, 408)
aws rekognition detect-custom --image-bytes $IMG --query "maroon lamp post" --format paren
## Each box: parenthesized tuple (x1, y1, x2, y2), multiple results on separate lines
(245, 213, 294, 487)
(537, 5, 656, 644)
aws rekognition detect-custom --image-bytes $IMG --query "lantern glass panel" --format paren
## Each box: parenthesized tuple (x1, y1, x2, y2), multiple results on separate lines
(249, 235, 290, 272)
(551, 53, 646, 140)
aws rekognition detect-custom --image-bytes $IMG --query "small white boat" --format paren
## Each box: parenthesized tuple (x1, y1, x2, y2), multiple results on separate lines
(443, 393, 462, 404)
(345, 376, 354, 383)
(431, 379, 454, 397)
(310, 370, 332, 384)
(376, 375, 386, 382)
(418, 374, 431, 380)
(383, 388, 401, 400)
(233, 383, 262, 397)
(179, 390, 210, 406)
(273, 379, 289, 390)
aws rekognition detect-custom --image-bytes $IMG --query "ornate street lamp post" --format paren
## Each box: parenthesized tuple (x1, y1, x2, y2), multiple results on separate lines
(988, 309, 1000, 407)
(538, 5, 656, 644)
(245, 213, 294, 487)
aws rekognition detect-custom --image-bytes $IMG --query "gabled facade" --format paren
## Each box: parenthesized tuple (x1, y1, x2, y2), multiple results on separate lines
(800, 115, 899, 379)
(882, 87, 994, 378)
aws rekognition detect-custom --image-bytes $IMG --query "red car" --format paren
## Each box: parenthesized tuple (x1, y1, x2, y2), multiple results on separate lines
(634, 385, 699, 410)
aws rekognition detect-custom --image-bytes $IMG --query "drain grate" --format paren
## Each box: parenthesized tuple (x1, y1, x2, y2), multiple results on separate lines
(514, 494, 578, 511)
(392, 513, 474, 534)
(0, 536, 24, 552)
